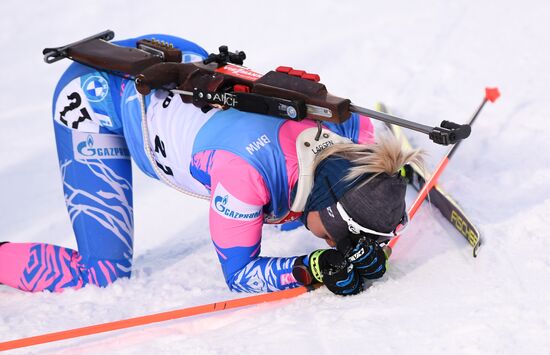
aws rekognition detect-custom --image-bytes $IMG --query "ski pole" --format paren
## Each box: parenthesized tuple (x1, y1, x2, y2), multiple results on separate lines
(0, 284, 320, 352)
(388, 87, 500, 251)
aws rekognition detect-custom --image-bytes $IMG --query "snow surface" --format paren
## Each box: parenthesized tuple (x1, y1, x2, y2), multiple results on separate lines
(1, 0, 550, 353)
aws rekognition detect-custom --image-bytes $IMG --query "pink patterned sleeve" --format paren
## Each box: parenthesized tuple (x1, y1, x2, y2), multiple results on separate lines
(204, 150, 300, 292)
(208, 150, 269, 252)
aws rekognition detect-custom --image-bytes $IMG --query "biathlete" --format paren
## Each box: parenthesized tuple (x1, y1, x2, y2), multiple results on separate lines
(0, 34, 423, 295)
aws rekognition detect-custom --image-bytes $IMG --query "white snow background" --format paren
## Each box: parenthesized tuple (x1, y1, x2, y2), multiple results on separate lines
(1, 0, 549, 354)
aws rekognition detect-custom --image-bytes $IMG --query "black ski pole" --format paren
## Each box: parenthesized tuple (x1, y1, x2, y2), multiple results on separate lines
(446, 87, 500, 159)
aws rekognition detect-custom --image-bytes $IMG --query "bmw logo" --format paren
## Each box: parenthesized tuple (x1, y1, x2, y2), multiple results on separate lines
(82, 75, 109, 102)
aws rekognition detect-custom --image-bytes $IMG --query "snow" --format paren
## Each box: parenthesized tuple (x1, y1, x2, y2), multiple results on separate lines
(1, 0, 550, 353)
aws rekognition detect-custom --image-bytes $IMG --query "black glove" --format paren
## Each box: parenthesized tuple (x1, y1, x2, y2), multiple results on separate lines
(292, 249, 362, 296)
(337, 235, 388, 280)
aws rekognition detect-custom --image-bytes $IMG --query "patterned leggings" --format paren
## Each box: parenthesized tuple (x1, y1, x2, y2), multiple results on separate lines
(0, 65, 134, 292)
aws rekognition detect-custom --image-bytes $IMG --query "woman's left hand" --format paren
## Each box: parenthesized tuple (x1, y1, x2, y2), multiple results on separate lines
(337, 236, 388, 280)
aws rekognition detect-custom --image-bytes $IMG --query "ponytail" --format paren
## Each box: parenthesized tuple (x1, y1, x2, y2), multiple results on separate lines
(314, 133, 426, 184)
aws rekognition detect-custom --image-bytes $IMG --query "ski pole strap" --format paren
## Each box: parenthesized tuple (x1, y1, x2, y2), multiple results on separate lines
(309, 249, 327, 283)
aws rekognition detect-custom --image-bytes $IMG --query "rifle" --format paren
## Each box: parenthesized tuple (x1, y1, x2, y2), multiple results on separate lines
(43, 30, 470, 145)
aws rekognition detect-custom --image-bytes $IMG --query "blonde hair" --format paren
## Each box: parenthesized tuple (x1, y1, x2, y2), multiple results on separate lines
(314, 133, 426, 183)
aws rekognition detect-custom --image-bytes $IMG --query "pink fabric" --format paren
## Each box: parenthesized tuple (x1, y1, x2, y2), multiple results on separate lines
(0, 243, 82, 292)
(0, 242, 119, 292)
(24, 245, 80, 292)
(208, 150, 268, 249)
(0, 242, 33, 289)
(357, 115, 376, 144)
(280, 272, 295, 286)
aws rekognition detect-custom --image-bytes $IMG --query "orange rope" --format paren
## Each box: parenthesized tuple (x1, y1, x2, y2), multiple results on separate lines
(0, 284, 318, 352)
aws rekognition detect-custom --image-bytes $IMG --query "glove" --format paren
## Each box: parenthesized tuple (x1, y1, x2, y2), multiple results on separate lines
(337, 235, 388, 280)
(292, 249, 362, 296)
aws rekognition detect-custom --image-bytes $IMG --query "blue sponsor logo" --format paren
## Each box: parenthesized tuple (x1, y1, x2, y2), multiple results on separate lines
(82, 75, 109, 102)
(214, 195, 262, 220)
(77, 135, 130, 158)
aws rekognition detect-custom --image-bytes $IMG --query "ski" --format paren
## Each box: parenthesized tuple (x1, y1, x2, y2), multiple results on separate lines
(376, 103, 482, 257)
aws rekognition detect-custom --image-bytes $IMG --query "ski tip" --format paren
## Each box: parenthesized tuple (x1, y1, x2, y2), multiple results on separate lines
(473, 238, 482, 258)
(485, 87, 500, 103)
